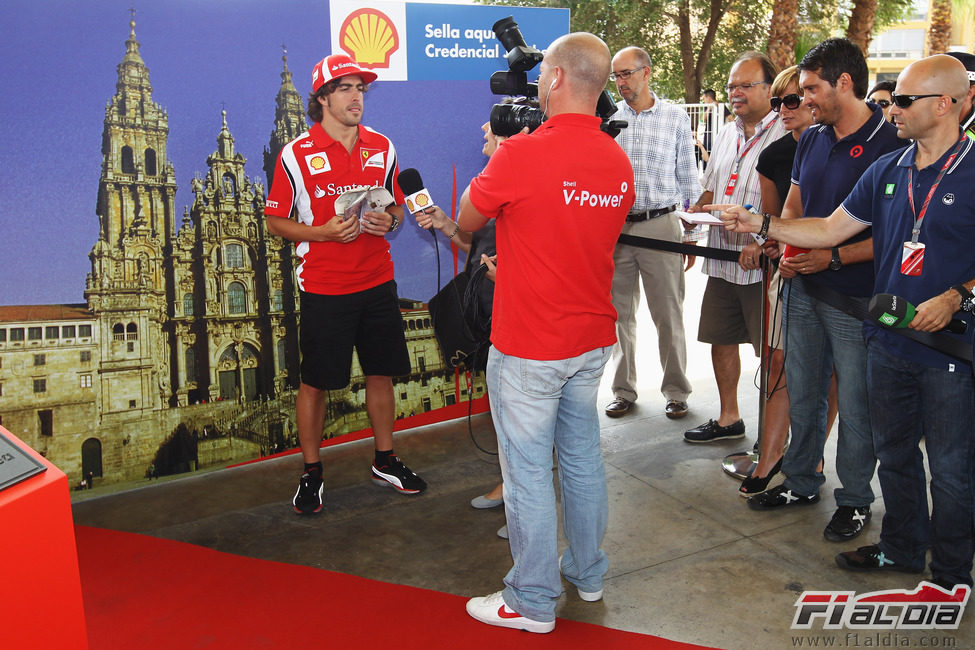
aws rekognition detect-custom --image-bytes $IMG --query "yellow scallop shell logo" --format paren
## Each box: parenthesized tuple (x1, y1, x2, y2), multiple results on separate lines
(340, 9, 399, 69)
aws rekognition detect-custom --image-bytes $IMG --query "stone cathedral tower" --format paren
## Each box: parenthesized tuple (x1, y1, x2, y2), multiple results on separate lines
(262, 48, 308, 385)
(171, 111, 280, 405)
(263, 47, 309, 188)
(86, 14, 176, 417)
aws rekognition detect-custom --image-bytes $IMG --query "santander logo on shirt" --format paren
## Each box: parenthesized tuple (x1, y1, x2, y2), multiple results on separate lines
(316, 182, 383, 198)
(561, 179, 630, 208)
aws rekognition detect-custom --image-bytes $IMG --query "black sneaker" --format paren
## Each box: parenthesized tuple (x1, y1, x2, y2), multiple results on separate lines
(371, 455, 427, 494)
(823, 505, 871, 542)
(292, 472, 323, 515)
(747, 484, 819, 510)
(835, 545, 924, 573)
(683, 419, 745, 443)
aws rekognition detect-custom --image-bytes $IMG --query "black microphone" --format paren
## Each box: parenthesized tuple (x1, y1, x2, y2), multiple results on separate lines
(396, 168, 436, 215)
(868, 293, 968, 334)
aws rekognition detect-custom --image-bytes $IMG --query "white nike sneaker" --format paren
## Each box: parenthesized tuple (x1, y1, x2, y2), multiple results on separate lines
(465, 591, 555, 633)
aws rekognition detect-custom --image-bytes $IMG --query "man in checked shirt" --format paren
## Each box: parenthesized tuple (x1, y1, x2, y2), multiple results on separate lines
(604, 46, 702, 422)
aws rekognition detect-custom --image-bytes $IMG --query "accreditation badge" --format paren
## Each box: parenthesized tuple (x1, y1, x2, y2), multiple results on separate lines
(724, 173, 738, 197)
(901, 241, 925, 276)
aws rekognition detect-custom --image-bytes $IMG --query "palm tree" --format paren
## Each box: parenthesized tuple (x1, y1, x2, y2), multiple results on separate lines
(767, 0, 800, 70)
(927, 0, 953, 54)
(846, 0, 879, 55)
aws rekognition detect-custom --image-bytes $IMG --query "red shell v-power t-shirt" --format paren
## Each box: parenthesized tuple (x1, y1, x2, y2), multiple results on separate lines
(469, 113, 634, 360)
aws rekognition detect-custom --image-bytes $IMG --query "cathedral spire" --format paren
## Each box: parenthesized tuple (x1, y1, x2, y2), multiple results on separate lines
(264, 45, 308, 187)
(217, 108, 235, 159)
(281, 44, 291, 83)
(123, 7, 144, 66)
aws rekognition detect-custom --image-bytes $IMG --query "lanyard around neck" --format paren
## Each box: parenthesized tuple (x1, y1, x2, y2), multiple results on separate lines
(906, 135, 966, 244)
(732, 114, 778, 175)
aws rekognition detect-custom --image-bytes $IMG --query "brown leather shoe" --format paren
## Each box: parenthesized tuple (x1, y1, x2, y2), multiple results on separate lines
(604, 397, 632, 418)
(665, 400, 688, 419)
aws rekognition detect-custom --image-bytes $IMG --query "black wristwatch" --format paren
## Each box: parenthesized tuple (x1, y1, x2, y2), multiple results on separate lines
(388, 214, 400, 233)
(829, 246, 842, 271)
(953, 284, 975, 313)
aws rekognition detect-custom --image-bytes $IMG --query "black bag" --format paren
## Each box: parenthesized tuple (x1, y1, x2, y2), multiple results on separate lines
(429, 261, 494, 371)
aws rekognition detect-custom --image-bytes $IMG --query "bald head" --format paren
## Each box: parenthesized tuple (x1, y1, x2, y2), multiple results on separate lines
(898, 54, 970, 116)
(613, 46, 652, 71)
(544, 32, 611, 100)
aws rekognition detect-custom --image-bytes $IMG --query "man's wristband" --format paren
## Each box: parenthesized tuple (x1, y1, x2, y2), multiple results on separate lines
(447, 222, 461, 239)
(758, 213, 772, 240)
(388, 214, 400, 233)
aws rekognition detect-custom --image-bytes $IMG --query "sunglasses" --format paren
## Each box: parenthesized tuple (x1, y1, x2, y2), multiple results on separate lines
(873, 99, 891, 108)
(770, 94, 802, 112)
(890, 93, 957, 108)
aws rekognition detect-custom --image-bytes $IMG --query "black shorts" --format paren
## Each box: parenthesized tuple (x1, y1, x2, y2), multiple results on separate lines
(299, 281, 411, 390)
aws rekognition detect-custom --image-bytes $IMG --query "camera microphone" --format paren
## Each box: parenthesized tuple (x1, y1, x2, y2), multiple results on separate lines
(868, 292, 968, 334)
(397, 168, 436, 215)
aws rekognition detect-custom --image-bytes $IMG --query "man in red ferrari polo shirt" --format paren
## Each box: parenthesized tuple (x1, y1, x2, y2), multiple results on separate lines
(265, 54, 425, 515)
(460, 32, 635, 633)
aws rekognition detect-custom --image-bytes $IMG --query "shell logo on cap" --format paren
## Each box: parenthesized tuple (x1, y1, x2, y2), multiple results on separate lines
(339, 8, 399, 68)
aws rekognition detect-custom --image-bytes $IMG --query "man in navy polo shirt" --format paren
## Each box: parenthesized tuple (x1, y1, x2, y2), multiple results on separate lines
(747, 39, 904, 547)
(716, 54, 975, 588)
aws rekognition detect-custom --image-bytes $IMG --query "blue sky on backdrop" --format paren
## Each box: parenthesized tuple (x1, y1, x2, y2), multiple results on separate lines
(0, 1, 563, 305)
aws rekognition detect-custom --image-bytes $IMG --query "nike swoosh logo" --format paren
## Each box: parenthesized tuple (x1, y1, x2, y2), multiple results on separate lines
(497, 606, 522, 619)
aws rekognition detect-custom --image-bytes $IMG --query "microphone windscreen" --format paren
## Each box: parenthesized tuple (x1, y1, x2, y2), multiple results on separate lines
(868, 293, 916, 328)
(397, 168, 424, 195)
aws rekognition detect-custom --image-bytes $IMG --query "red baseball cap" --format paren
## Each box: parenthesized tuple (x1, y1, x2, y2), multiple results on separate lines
(311, 54, 378, 93)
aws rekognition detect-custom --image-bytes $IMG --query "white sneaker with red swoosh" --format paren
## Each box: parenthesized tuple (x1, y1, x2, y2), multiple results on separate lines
(465, 591, 555, 633)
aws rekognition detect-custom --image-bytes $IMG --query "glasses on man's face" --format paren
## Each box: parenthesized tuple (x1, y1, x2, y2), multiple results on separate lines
(725, 81, 767, 94)
(770, 93, 802, 112)
(873, 99, 891, 108)
(334, 82, 369, 94)
(610, 67, 645, 82)
(890, 93, 956, 109)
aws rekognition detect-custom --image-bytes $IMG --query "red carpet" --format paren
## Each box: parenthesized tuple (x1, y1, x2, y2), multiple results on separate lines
(76, 526, 712, 649)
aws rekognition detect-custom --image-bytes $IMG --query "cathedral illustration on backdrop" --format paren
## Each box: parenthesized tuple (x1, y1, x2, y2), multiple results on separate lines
(0, 18, 482, 486)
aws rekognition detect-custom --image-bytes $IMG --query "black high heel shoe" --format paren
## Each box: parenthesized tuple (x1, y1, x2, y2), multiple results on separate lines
(738, 456, 783, 497)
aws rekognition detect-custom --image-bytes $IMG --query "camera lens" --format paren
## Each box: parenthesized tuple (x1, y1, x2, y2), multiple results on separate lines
(490, 103, 546, 137)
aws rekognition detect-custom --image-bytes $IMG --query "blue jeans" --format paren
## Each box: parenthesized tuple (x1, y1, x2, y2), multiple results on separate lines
(781, 278, 876, 506)
(486, 345, 612, 622)
(868, 343, 975, 586)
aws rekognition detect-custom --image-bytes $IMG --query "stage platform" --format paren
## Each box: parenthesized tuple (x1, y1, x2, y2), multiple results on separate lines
(71, 271, 971, 649)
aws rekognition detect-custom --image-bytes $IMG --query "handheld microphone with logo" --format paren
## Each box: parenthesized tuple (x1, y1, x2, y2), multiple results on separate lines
(397, 168, 436, 215)
(868, 293, 968, 334)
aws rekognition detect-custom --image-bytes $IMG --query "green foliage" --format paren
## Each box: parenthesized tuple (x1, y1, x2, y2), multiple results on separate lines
(798, 0, 915, 46)
(477, 0, 915, 102)
(478, 0, 771, 101)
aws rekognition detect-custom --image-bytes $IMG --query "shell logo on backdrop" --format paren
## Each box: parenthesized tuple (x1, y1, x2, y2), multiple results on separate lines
(340, 8, 399, 69)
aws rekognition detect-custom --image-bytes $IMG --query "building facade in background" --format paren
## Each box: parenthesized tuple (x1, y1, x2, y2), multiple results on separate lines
(867, 0, 975, 83)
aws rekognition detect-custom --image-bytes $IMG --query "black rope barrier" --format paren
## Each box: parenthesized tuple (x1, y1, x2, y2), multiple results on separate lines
(619, 233, 973, 363)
